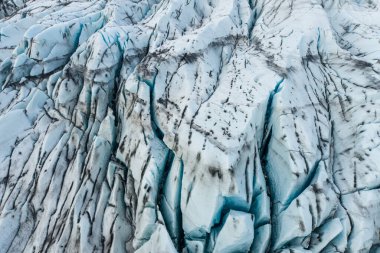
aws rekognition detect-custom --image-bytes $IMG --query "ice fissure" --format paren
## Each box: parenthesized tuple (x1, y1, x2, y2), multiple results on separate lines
(0, 0, 380, 252)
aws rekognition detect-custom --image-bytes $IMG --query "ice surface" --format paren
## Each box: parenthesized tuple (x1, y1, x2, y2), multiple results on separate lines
(0, 0, 379, 252)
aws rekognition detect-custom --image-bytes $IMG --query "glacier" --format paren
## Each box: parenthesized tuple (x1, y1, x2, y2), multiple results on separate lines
(0, 0, 380, 252)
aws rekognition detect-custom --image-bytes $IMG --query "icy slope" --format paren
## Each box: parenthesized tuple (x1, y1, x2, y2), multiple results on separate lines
(0, 0, 380, 252)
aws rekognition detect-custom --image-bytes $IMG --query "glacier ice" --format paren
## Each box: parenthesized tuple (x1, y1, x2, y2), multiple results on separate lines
(0, 0, 380, 252)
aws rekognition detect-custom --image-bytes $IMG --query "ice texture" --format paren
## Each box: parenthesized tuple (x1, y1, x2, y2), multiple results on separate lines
(0, 0, 380, 252)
